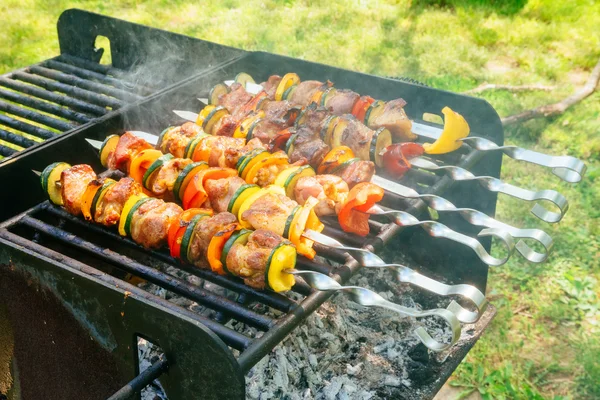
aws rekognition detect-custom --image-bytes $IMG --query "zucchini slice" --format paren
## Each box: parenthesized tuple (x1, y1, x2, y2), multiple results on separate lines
(245, 118, 263, 142)
(81, 179, 104, 221)
(265, 242, 296, 292)
(330, 117, 350, 148)
(275, 73, 300, 101)
(142, 154, 173, 190)
(237, 149, 267, 178)
(99, 135, 119, 168)
(228, 184, 261, 215)
(209, 83, 230, 105)
(285, 133, 298, 157)
(41, 162, 71, 206)
(173, 161, 209, 203)
(364, 100, 385, 127)
(180, 213, 210, 264)
(90, 180, 116, 221)
(240, 151, 272, 180)
(234, 72, 255, 87)
(282, 84, 297, 101)
(283, 205, 301, 239)
(202, 106, 229, 136)
(283, 165, 316, 199)
(319, 115, 338, 146)
(331, 158, 361, 174)
(320, 87, 337, 107)
(233, 111, 264, 139)
(120, 196, 151, 237)
(220, 229, 252, 275)
(370, 128, 392, 168)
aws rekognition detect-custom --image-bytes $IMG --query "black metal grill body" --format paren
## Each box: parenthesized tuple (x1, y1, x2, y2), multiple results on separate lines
(0, 9, 504, 400)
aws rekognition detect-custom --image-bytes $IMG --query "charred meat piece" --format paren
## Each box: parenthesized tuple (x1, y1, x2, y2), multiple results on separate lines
(337, 160, 375, 189)
(251, 119, 288, 145)
(188, 212, 238, 267)
(213, 114, 240, 137)
(339, 117, 374, 161)
(289, 126, 330, 169)
(262, 101, 300, 125)
(369, 98, 416, 141)
(325, 89, 360, 115)
(294, 175, 349, 216)
(226, 229, 284, 289)
(224, 138, 267, 169)
(241, 192, 298, 236)
(151, 158, 193, 200)
(95, 177, 142, 226)
(108, 132, 153, 172)
(261, 75, 282, 100)
(220, 83, 253, 114)
(60, 164, 96, 216)
(130, 199, 182, 249)
(289, 80, 325, 106)
(300, 103, 330, 132)
(205, 176, 246, 213)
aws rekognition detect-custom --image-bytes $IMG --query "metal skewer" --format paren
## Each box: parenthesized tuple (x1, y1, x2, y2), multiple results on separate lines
(411, 122, 586, 183)
(87, 133, 515, 267)
(302, 229, 488, 324)
(371, 176, 553, 263)
(285, 269, 462, 352)
(410, 157, 568, 223)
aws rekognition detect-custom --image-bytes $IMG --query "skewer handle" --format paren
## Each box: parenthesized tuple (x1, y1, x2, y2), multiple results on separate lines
(410, 157, 569, 223)
(460, 136, 586, 183)
(287, 269, 461, 352)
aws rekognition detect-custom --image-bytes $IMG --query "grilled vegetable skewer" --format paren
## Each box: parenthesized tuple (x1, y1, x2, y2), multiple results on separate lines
(39, 162, 297, 292)
(38, 162, 464, 352)
(89, 133, 515, 267)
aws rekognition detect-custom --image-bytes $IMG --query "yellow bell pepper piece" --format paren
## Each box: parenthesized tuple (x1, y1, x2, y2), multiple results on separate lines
(423, 107, 470, 155)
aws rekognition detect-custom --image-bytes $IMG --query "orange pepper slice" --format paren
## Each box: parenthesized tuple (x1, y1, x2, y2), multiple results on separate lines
(80, 179, 103, 221)
(244, 152, 290, 184)
(129, 149, 163, 186)
(182, 167, 238, 210)
(338, 182, 384, 236)
(168, 208, 214, 259)
(289, 197, 322, 259)
(207, 223, 240, 275)
(317, 146, 356, 175)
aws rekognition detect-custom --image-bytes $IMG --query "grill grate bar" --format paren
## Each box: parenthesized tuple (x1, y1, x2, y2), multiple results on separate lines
(18, 214, 276, 331)
(0, 144, 17, 156)
(0, 100, 76, 131)
(0, 77, 107, 116)
(0, 224, 252, 351)
(44, 59, 152, 96)
(0, 128, 36, 148)
(44, 204, 304, 313)
(28, 65, 143, 103)
(56, 54, 160, 94)
(11, 71, 123, 109)
(0, 88, 91, 124)
(0, 113, 57, 139)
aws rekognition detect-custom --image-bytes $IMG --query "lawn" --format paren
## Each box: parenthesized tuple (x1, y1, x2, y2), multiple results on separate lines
(1, 0, 598, 398)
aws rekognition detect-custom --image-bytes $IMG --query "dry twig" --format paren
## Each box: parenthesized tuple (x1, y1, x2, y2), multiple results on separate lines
(501, 58, 600, 126)
(465, 83, 556, 94)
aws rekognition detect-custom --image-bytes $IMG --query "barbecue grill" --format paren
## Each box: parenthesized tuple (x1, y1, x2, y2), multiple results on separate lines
(0, 9, 556, 400)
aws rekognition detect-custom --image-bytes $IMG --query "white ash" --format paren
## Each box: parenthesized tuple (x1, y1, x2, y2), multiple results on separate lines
(137, 255, 457, 399)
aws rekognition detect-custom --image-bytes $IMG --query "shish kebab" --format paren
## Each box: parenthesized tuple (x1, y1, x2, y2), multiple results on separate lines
(88, 131, 514, 267)
(127, 76, 550, 263)
(168, 73, 556, 262)
(38, 162, 463, 352)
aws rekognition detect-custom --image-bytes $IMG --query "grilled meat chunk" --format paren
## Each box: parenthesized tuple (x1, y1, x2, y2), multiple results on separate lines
(205, 176, 246, 213)
(289, 80, 325, 106)
(95, 177, 142, 226)
(130, 199, 182, 248)
(294, 175, 349, 216)
(261, 75, 282, 100)
(109, 132, 153, 172)
(289, 126, 330, 169)
(325, 89, 360, 115)
(60, 164, 96, 216)
(226, 229, 284, 289)
(339, 117, 374, 161)
(180, 122, 204, 137)
(262, 101, 299, 125)
(224, 138, 266, 169)
(188, 212, 238, 267)
(337, 160, 375, 188)
(214, 114, 239, 137)
(369, 98, 416, 141)
(241, 192, 298, 236)
(220, 83, 253, 114)
(251, 119, 288, 145)
(161, 129, 191, 158)
(195, 136, 247, 168)
(151, 158, 193, 200)
(300, 103, 330, 132)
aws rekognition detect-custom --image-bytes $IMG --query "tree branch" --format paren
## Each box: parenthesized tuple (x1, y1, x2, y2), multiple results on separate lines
(500, 57, 600, 126)
(464, 83, 556, 94)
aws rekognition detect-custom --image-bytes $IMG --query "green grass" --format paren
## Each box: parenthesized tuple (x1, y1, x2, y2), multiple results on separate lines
(1, 0, 599, 398)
